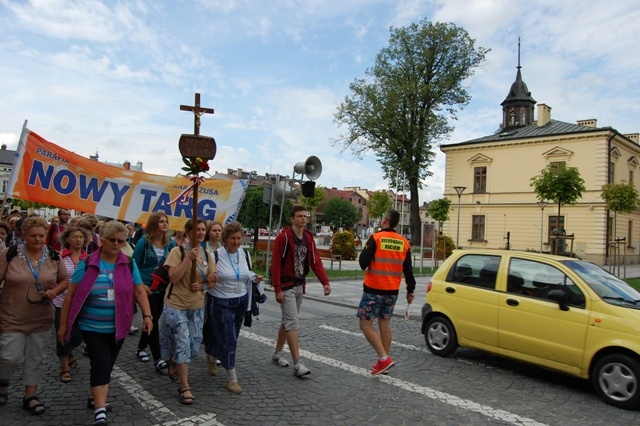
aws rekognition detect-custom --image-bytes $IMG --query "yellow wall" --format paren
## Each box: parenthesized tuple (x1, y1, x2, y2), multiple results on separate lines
(441, 129, 640, 263)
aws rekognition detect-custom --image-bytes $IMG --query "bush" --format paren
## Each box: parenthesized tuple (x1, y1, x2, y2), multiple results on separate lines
(436, 235, 455, 259)
(331, 231, 358, 260)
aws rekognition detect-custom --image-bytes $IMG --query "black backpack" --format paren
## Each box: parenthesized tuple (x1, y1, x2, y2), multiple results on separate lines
(6, 244, 59, 262)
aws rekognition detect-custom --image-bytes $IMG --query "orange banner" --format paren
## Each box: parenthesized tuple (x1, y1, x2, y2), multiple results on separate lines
(7, 125, 247, 229)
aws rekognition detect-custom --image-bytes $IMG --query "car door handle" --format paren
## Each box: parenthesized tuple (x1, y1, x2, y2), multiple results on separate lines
(445, 287, 456, 293)
(506, 298, 519, 306)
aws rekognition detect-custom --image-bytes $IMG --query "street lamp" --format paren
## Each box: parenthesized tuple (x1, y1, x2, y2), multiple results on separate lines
(453, 186, 466, 248)
(537, 201, 548, 253)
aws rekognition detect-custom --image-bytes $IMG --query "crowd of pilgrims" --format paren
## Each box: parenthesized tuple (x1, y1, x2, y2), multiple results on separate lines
(0, 208, 265, 425)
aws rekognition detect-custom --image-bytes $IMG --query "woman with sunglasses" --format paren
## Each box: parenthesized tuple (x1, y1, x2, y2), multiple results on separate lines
(0, 216, 69, 415)
(159, 218, 216, 405)
(133, 212, 175, 372)
(58, 221, 153, 426)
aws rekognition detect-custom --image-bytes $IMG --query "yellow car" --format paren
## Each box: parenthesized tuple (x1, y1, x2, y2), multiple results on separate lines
(421, 249, 640, 410)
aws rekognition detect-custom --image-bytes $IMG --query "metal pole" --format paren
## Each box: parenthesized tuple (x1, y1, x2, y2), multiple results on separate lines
(537, 201, 548, 253)
(456, 197, 461, 248)
(453, 186, 466, 249)
(420, 220, 425, 271)
(432, 221, 436, 269)
(400, 173, 405, 236)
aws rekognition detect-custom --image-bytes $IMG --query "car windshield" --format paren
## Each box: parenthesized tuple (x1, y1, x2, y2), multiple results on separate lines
(562, 260, 640, 308)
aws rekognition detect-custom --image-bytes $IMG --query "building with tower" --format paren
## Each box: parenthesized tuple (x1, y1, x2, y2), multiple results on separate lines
(440, 43, 640, 264)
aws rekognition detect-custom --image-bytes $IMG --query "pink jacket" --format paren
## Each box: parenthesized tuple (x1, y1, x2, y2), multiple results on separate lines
(65, 249, 135, 341)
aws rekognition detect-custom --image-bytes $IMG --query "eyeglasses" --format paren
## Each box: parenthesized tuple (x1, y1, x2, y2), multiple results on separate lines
(104, 237, 126, 245)
(26, 286, 45, 304)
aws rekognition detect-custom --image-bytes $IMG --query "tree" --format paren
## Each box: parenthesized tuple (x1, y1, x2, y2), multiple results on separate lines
(334, 20, 488, 246)
(323, 197, 359, 230)
(530, 163, 586, 246)
(601, 181, 639, 243)
(427, 198, 451, 223)
(427, 198, 452, 234)
(298, 186, 325, 231)
(237, 186, 292, 250)
(366, 191, 393, 225)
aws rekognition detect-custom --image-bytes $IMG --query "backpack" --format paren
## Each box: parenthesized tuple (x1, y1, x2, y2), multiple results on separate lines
(213, 248, 251, 270)
(6, 244, 59, 262)
(0, 245, 60, 295)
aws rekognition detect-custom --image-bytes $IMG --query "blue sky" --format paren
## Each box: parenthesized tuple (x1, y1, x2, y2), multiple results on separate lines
(1, 0, 638, 205)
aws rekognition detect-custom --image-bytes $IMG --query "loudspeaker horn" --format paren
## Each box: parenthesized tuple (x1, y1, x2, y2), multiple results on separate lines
(293, 156, 322, 180)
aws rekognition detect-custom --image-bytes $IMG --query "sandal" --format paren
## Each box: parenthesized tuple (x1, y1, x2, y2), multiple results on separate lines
(154, 359, 168, 373)
(178, 387, 194, 405)
(22, 395, 45, 415)
(92, 407, 107, 425)
(168, 360, 179, 382)
(86, 397, 112, 412)
(136, 349, 150, 362)
(68, 354, 78, 369)
(59, 370, 72, 383)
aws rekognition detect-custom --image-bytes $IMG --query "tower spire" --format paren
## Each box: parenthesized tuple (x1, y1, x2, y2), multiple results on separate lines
(500, 37, 536, 130)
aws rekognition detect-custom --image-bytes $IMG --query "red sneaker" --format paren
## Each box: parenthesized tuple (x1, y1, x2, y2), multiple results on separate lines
(371, 357, 394, 375)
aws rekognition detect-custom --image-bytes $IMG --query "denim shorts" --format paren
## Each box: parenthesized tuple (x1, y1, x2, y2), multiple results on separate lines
(357, 292, 398, 320)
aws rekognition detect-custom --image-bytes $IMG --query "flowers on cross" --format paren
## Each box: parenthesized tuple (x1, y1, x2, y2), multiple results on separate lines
(181, 157, 210, 175)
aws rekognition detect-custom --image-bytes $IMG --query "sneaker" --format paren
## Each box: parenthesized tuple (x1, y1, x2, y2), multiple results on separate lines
(371, 357, 394, 375)
(271, 352, 290, 367)
(293, 361, 311, 377)
(129, 326, 139, 335)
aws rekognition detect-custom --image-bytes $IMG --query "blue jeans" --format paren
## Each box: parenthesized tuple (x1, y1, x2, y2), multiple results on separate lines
(206, 294, 248, 370)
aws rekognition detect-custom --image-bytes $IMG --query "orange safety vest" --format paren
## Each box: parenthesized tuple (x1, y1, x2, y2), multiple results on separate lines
(364, 231, 410, 292)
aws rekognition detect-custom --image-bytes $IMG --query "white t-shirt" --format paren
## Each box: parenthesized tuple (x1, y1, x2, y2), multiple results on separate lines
(209, 247, 256, 299)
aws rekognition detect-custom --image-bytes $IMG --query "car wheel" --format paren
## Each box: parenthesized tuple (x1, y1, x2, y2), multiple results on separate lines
(424, 316, 458, 357)
(592, 354, 640, 410)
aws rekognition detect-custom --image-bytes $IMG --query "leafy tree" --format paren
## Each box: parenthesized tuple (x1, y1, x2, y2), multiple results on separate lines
(601, 181, 640, 242)
(13, 198, 52, 210)
(530, 163, 586, 243)
(366, 191, 392, 225)
(298, 185, 325, 231)
(237, 186, 292, 251)
(334, 20, 488, 245)
(237, 187, 270, 235)
(323, 197, 359, 230)
(427, 198, 452, 233)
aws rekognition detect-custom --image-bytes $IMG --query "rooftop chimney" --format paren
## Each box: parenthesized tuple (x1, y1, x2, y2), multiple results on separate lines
(577, 119, 597, 128)
(537, 104, 551, 127)
(123, 161, 131, 170)
(625, 133, 639, 144)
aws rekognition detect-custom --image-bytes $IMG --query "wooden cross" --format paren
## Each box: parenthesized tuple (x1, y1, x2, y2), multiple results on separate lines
(180, 93, 214, 136)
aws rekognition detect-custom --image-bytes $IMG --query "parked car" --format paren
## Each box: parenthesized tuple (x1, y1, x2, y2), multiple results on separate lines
(259, 228, 269, 236)
(421, 249, 640, 409)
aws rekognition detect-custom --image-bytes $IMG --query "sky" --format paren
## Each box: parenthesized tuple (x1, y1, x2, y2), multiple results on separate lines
(1, 0, 639, 206)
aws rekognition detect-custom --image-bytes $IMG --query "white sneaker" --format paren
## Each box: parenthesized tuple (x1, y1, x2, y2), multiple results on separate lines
(293, 361, 311, 376)
(129, 326, 139, 335)
(272, 352, 289, 367)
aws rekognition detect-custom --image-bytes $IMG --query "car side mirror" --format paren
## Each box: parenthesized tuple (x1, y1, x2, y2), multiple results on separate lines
(546, 289, 570, 311)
